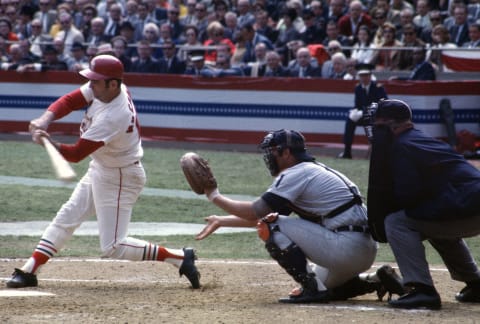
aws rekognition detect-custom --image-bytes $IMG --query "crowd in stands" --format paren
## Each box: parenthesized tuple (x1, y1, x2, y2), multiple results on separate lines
(0, 0, 479, 78)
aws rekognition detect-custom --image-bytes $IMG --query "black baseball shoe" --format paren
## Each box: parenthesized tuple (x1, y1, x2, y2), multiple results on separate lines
(179, 248, 201, 289)
(376, 265, 405, 300)
(279, 274, 329, 304)
(389, 289, 441, 310)
(337, 152, 352, 159)
(455, 284, 480, 303)
(6, 268, 38, 288)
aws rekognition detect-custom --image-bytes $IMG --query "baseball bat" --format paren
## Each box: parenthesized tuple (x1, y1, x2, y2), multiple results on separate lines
(41, 137, 77, 182)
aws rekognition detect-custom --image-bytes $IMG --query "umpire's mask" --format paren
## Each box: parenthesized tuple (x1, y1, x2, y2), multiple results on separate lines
(259, 129, 315, 176)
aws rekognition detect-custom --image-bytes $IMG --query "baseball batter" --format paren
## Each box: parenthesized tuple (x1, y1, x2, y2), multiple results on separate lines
(196, 129, 403, 303)
(6, 55, 200, 289)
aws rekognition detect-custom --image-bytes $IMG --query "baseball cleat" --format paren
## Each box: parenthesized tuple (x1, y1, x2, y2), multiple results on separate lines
(389, 290, 441, 310)
(279, 288, 330, 304)
(455, 285, 480, 303)
(179, 248, 201, 289)
(377, 265, 405, 300)
(6, 268, 38, 288)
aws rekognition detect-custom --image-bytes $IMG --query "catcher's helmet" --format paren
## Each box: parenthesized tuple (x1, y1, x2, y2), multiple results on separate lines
(79, 54, 124, 80)
(375, 99, 412, 122)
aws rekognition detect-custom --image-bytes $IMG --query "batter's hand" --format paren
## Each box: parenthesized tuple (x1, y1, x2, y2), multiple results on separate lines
(32, 129, 50, 145)
(29, 111, 55, 134)
(195, 215, 221, 240)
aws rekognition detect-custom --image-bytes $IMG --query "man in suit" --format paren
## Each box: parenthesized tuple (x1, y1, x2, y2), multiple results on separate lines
(263, 50, 290, 77)
(158, 41, 186, 74)
(448, 3, 470, 46)
(338, 64, 388, 159)
(288, 47, 321, 78)
(391, 47, 435, 81)
(130, 40, 161, 73)
(240, 22, 274, 64)
(86, 17, 111, 46)
(462, 23, 480, 48)
(34, 0, 57, 35)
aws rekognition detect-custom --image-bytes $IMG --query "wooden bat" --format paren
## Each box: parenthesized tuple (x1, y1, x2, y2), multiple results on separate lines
(41, 137, 77, 182)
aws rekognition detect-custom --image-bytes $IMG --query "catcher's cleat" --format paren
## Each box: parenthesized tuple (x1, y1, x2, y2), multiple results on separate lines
(6, 268, 38, 288)
(179, 248, 201, 289)
(376, 265, 405, 300)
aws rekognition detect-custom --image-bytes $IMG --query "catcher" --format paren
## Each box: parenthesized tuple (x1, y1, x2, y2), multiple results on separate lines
(182, 129, 404, 303)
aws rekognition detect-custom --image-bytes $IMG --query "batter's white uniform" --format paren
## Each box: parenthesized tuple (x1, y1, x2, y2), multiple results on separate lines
(256, 162, 378, 290)
(37, 83, 157, 261)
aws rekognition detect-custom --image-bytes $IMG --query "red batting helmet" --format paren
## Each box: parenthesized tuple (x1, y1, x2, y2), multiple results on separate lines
(79, 54, 124, 80)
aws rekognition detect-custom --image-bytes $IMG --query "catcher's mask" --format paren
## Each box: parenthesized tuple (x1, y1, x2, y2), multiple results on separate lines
(259, 129, 315, 176)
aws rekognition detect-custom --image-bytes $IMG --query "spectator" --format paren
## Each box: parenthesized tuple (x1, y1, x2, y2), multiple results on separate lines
(77, 4, 98, 40)
(321, 39, 342, 77)
(396, 8, 419, 41)
(159, 40, 186, 74)
(288, 46, 321, 78)
(55, 12, 84, 56)
(462, 23, 480, 47)
(276, 0, 306, 34)
(104, 3, 123, 38)
(327, 0, 346, 23)
(230, 31, 247, 67)
(390, 0, 413, 12)
(274, 8, 301, 65)
(111, 35, 133, 72)
(52, 36, 70, 63)
(130, 39, 161, 73)
(34, 0, 57, 36)
(134, 2, 157, 42)
(351, 25, 376, 65)
(372, 22, 402, 71)
(213, 0, 228, 27)
(301, 7, 325, 45)
(343, 58, 358, 80)
(338, 0, 372, 40)
(181, 0, 198, 26)
(420, 10, 443, 43)
(240, 21, 273, 64)
(448, 3, 470, 46)
(224, 11, 239, 42)
(29, 18, 53, 58)
(398, 23, 425, 70)
(161, 5, 185, 43)
(427, 24, 457, 71)
(322, 19, 351, 52)
(263, 50, 290, 77)
(118, 21, 137, 58)
(236, 0, 255, 27)
(370, 99, 480, 310)
(413, 0, 431, 31)
(22, 44, 68, 71)
(327, 51, 348, 79)
(391, 46, 436, 80)
(18, 39, 41, 63)
(15, 5, 37, 40)
(371, 8, 388, 46)
(370, 0, 401, 30)
(468, 0, 480, 23)
(48, 3, 72, 39)
(213, 52, 244, 76)
(310, 0, 328, 31)
(243, 42, 268, 76)
(1, 43, 33, 71)
(124, 0, 140, 26)
(254, 9, 278, 44)
(65, 41, 88, 72)
(194, 1, 210, 42)
(184, 51, 215, 75)
(337, 63, 387, 159)
(203, 21, 236, 66)
(87, 17, 111, 46)
(179, 25, 202, 61)
(0, 17, 19, 51)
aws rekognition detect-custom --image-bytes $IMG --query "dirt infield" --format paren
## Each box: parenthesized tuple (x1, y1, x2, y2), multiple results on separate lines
(1, 259, 479, 324)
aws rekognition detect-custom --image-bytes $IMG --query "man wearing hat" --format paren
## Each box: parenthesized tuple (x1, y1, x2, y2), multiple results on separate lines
(6, 54, 201, 291)
(368, 99, 480, 309)
(195, 129, 404, 304)
(338, 63, 388, 159)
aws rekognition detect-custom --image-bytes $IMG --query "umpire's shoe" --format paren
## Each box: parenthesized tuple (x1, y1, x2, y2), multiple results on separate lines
(179, 248, 201, 289)
(389, 285, 441, 310)
(6, 268, 38, 288)
(455, 282, 480, 303)
(376, 265, 405, 300)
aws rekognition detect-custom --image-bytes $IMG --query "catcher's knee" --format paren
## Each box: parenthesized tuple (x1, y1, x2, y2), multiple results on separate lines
(256, 212, 279, 242)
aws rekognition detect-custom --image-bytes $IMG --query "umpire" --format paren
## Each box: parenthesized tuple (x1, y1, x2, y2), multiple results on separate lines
(196, 129, 403, 303)
(369, 99, 480, 310)
(338, 64, 388, 159)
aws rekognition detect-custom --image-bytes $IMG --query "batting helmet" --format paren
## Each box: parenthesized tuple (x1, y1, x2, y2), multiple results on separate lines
(375, 99, 412, 122)
(79, 54, 124, 80)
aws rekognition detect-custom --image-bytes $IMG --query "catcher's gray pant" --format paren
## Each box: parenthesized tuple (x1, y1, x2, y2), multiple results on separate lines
(385, 210, 480, 287)
(271, 215, 377, 290)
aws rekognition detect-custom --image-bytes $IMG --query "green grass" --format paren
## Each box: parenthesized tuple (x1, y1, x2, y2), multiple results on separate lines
(1, 140, 479, 265)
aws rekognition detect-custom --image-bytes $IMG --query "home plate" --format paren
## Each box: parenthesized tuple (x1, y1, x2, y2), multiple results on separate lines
(0, 290, 55, 297)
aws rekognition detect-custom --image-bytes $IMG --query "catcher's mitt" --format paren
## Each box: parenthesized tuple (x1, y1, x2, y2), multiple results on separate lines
(180, 152, 217, 194)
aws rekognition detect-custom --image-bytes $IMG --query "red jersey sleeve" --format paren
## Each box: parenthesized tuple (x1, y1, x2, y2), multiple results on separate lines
(47, 89, 89, 120)
(58, 138, 104, 163)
